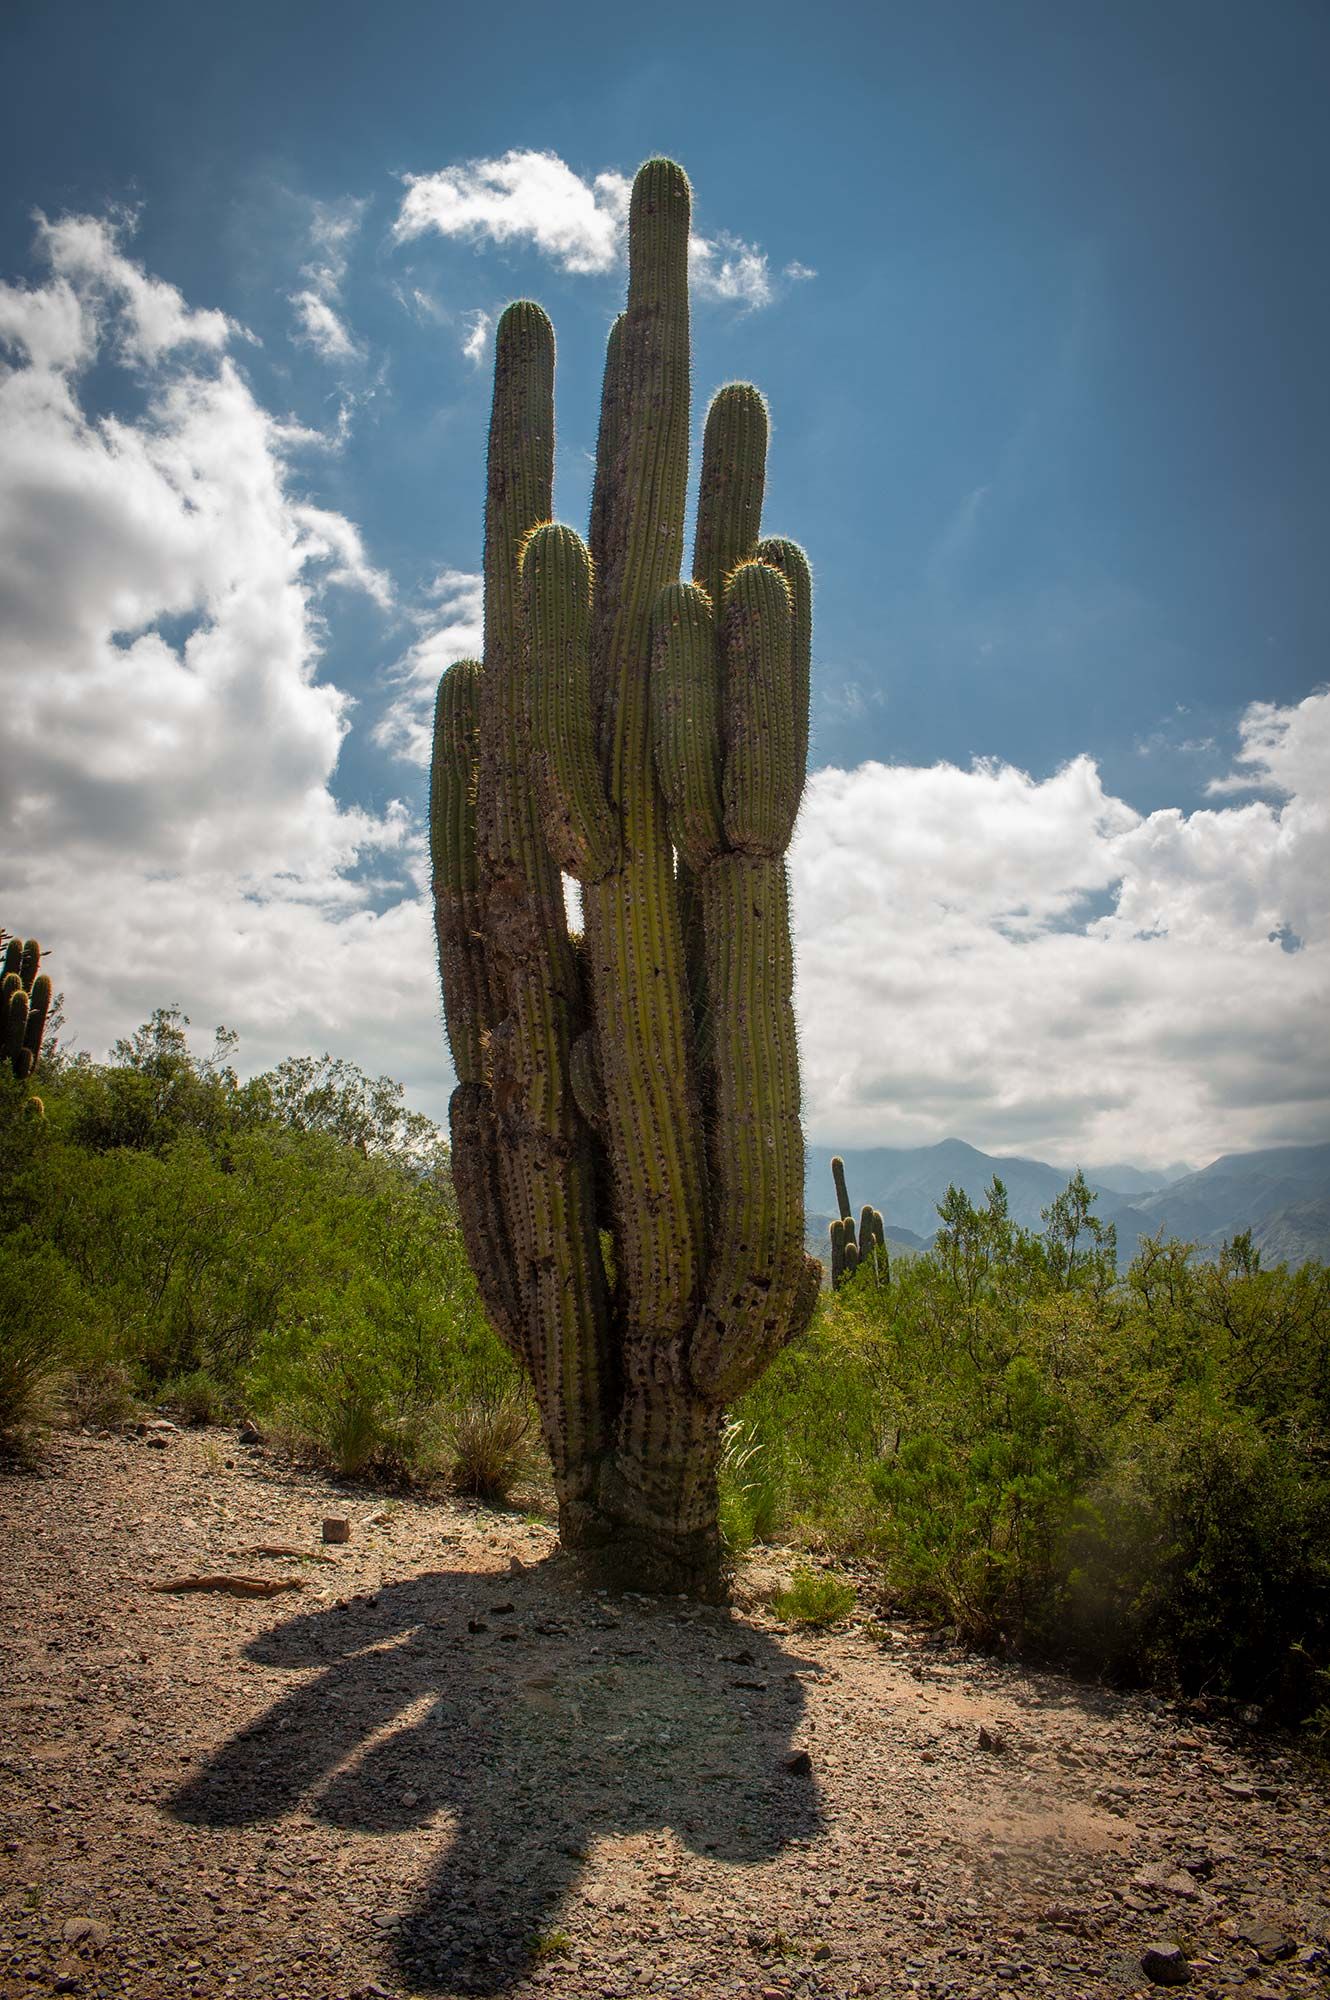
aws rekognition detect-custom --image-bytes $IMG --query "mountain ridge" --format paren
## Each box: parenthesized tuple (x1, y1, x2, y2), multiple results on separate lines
(805, 1138, 1330, 1268)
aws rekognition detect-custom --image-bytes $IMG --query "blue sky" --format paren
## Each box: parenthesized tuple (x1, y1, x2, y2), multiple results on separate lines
(1, 0, 1327, 1169)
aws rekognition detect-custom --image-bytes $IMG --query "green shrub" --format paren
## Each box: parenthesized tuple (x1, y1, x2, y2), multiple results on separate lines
(161, 1368, 232, 1428)
(773, 1565, 857, 1625)
(1063, 1401, 1330, 1717)
(444, 1378, 535, 1501)
(0, 1290, 63, 1452)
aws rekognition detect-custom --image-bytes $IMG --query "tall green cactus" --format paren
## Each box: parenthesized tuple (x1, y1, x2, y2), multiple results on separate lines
(1, 933, 52, 1082)
(430, 160, 820, 1598)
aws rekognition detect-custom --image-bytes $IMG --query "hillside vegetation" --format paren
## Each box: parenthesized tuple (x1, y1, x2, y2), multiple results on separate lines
(3, 1015, 1327, 1730)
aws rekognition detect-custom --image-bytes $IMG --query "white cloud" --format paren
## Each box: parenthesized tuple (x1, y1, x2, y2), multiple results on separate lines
(303, 195, 368, 298)
(392, 149, 791, 310)
(688, 233, 772, 309)
(1207, 683, 1330, 801)
(289, 287, 360, 362)
(461, 309, 492, 366)
(27, 212, 237, 366)
(373, 569, 484, 765)
(288, 194, 368, 366)
(784, 260, 817, 282)
(394, 150, 629, 274)
(791, 694, 1330, 1169)
(0, 213, 449, 1109)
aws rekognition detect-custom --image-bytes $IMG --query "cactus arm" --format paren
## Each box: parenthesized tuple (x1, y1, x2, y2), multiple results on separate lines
(23, 973, 51, 1068)
(693, 385, 769, 612)
(688, 566, 817, 1403)
(6, 987, 30, 1076)
(429, 661, 491, 1087)
(650, 582, 724, 872)
(755, 538, 812, 798)
(669, 383, 771, 1066)
(448, 1081, 524, 1360)
(830, 1217, 846, 1289)
(830, 1154, 853, 1223)
(691, 851, 813, 1400)
(469, 301, 614, 1494)
(523, 524, 622, 883)
(721, 560, 798, 856)
(588, 312, 627, 719)
(582, 161, 708, 1340)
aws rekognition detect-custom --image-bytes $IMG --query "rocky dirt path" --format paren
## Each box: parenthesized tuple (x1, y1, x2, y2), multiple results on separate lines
(1, 1432, 1327, 2000)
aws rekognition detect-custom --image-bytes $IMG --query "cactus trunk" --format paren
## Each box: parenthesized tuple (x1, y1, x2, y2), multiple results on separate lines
(430, 161, 820, 1599)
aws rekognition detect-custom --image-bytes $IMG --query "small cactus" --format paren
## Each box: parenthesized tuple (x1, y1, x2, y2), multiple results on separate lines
(828, 1157, 890, 1289)
(0, 934, 51, 1082)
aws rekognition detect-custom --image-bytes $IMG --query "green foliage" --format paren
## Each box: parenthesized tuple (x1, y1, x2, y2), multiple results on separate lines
(0, 1011, 508, 1488)
(0, 1239, 71, 1453)
(443, 1374, 536, 1502)
(734, 1174, 1330, 1721)
(773, 1565, 857, 1626)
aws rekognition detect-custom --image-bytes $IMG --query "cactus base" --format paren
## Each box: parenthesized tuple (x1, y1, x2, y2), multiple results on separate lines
(563, 1512, 726, 1603)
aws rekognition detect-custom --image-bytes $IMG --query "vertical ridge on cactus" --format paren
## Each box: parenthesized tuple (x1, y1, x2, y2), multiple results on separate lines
(430, 159, 820, 1599)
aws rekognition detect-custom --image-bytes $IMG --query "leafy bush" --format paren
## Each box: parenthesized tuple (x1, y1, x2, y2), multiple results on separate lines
(0, 1013, 511, 1489)
(773, 1565, 857, 1626)
(161, 1369, 232, 1428)
(0, 1240, 69, 1453)
(734, 1176, 1330, 1721)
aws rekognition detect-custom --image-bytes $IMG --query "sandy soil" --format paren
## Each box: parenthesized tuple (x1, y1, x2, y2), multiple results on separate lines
(1, 1429, 1327, 2000)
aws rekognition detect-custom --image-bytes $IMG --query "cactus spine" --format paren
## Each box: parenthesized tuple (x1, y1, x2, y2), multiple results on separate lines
(430, 160, 820, 1598)
(1, 935, 51, 1082)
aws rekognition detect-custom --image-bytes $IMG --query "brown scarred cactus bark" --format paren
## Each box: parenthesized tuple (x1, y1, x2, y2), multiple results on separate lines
(430, 160, 820, 1599)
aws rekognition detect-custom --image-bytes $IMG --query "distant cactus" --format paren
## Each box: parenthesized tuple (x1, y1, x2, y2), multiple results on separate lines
(430, 160, 819, 1600)
(0, 933, 51, 1082)
(828, 1156, 889, 1289)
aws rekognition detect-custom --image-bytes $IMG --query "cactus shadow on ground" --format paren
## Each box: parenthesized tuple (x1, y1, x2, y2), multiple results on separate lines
(169, 1565, 822, 1992)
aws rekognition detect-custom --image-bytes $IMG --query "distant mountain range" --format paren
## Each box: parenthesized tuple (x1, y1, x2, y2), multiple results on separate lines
(805, 1138, 1330, 1270)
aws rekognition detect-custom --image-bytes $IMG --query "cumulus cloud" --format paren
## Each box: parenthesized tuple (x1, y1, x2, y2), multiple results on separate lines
(373, 570, 484, 766)
(790, 695, 1330, 1169)
(0, 213, 451, 1108)
(392, 149, 790, 311)
(10, 212, 236, 368)
(394, 150, 629, 273)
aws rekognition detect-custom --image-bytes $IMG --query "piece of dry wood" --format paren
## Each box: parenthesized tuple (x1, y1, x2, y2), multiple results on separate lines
(243, 1544, 337, 1561)
(150, 1574, 306, 1598)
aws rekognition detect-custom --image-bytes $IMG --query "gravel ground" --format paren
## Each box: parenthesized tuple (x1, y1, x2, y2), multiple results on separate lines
(1, 1429, 1327, 2000)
